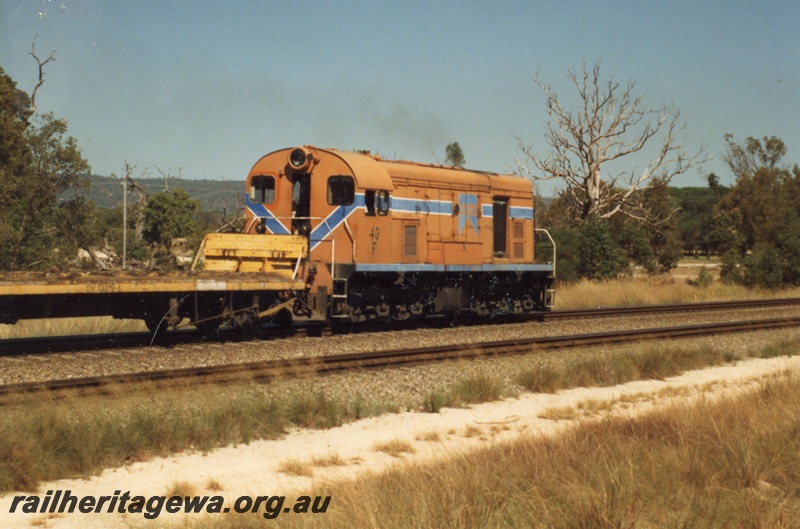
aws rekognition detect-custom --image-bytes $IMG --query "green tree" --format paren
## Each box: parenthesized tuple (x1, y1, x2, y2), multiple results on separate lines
(716, 135, 800, 288)
(0, 66, 91, 269)
(724, 134, 786, 178)
(721, 135, 791, 248)
(445, 142, 465, 167)
(143, 188, 200, 268)
(671, 175, 729, 255)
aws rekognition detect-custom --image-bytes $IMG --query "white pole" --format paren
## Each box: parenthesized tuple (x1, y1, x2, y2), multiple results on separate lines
(122, 180, 127, 270)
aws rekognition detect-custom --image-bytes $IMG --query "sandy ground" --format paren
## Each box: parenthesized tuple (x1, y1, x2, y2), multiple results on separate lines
(2, 354, 800, 529)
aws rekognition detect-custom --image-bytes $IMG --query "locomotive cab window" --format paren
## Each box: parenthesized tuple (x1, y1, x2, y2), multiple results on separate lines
(364, 190, 390, 216)
(327, 175, 355, 206)
(365, 190, 376, 216)
(377, 190, 390, 216)
(249, 175, 275, 204)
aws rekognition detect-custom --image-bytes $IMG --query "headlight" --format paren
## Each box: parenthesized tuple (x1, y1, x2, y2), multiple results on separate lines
(289, 147, 311, 171)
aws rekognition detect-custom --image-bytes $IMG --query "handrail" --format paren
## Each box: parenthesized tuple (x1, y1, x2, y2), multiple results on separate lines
(342, 219, 356, 263)
(534, 228, 556, 279)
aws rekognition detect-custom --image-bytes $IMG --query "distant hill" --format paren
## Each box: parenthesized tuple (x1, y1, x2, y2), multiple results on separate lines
(70, 175, 245, 212)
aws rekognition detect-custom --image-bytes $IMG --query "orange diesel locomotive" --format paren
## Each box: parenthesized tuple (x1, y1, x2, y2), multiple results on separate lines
(236, 146, 554, 324)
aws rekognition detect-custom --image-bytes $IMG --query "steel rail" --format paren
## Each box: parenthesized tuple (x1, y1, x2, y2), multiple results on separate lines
(2, 316, 798, 400)
(543, 297, 800, 319)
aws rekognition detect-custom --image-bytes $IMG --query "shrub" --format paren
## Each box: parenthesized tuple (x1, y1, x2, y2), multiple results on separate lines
(742, 244, 783, 289)
(577, 217, 625, 280)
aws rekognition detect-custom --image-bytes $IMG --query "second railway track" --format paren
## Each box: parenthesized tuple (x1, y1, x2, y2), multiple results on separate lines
(2, 315, 799, 401)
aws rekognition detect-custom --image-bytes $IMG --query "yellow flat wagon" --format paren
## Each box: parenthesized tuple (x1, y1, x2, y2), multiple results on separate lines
(0, 233, 318, 333)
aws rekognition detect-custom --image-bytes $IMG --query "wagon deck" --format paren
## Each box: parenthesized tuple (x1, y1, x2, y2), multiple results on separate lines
(0, 233, 311, 326)
(0, 270, 306, 296)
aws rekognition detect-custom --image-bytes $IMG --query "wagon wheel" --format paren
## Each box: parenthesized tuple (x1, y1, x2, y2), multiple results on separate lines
(143, 312, 166, 335)
(194, 319, 221, 339)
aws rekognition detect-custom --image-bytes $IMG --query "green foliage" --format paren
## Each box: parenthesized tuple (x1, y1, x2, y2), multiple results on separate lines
(546, 228, 580, 281)
(719, 249, 742, 283)
(713, 135, 800, 288)
(55, 196, 101, 263)
(671, 180, 728, 254)
(705, 208, 745, 256)
(742, 244, 784, 289)
(422, 390, 448, 413)
(724, 133, 786, 177)
(541, 180, 681, 279)
(616, 222, 654, 272)
(690, 267, 715, 288)
(0, 67, 91, 270)
(577, 217, 625, 280)
(143, 188, 200, 260)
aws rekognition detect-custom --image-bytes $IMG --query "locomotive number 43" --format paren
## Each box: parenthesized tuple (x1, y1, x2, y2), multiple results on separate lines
(369, 227, 380, 254)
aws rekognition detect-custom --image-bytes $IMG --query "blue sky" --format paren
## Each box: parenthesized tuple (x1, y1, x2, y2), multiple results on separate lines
(1, 1, 798, 194)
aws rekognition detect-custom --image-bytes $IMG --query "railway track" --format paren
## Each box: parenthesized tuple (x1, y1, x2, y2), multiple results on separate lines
(2, 315, 799, 401)
(541, 297, 800, 319)
(2, 297, 800, 357)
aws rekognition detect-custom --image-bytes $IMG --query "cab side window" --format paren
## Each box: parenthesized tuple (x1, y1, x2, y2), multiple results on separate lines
(249, 175, 275, 204)
(327, 175, 355, 206)
(376, 190, 390, 216)
(364, 190, 390, 216)
(365, 190, 376, 216)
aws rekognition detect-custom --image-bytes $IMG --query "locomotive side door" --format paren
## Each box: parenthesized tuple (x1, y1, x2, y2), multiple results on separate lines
(492, 197, 509, 258)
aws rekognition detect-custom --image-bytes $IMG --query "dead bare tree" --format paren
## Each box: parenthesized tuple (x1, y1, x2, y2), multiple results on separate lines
(28, 35, 57, 118)
(216, 179, 246, 232)
(153, 165, 183, 192)
(517, 62, 704, 225)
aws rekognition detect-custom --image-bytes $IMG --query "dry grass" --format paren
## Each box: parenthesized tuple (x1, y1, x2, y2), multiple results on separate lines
(165, 480, 197, 497)
(372, 438, 416, 458)
(0, 316, 146, 339)
(556, 275, 800, 309)
(205, 478, 223, 491)
(423, 374, 509, 412)
(517, 342, 738, 395)
(278, 459, 314, 477)
(239, 370, 800, 529)
(461, 425, 483, 438)
(415, 431, 441, 442)
(310, 453, 347, 467)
